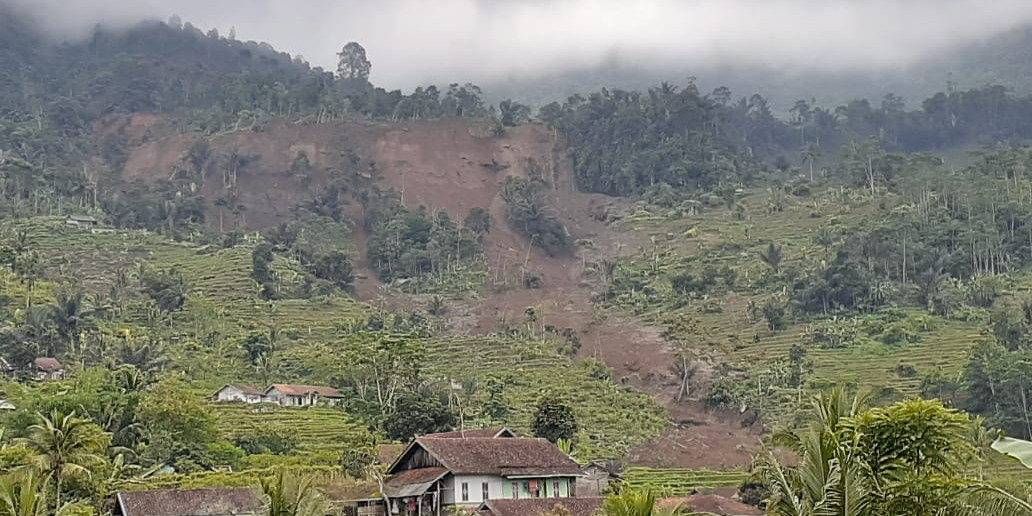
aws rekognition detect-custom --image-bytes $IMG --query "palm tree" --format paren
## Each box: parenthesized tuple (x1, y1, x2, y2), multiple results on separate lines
(13, 251, 44, 310)
(601, 490, 681, 516)
(951, 484, 1032, 516)
(761, 388, 874, 516)
(0, 472, 71, 516)
(50, 290, 94, 354)
(801, 143, 821, 181)
(18, 410, 108, 509)
(258, 469, 329, 516)
(760, 427, 873, 516)
(759, 243, 783, 274)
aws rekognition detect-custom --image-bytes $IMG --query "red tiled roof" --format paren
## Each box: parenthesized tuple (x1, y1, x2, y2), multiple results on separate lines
(34, 358, 62, 371)
(403, 438, 581, 476)
(658, 495, 763, 515)
(423, 427, 515, 439)
(117, 488, 262, 516)
(479, 498, 603, 516)
(214, 383, 264, 396)
(266, 384, 343, 397)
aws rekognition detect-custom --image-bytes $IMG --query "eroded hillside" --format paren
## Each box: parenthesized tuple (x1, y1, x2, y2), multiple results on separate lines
(110, 115, 763, 470)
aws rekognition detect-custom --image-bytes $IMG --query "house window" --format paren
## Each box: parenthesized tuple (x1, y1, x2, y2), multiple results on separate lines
(511, 482, 518, 499)
(553, 481, 561, 498)
(527, 480, 540, 498)
(461, 482, 469, 502)
(482, 482, 489, 501)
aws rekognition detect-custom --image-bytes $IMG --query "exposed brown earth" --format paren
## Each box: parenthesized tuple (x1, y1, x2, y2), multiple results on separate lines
(115, 115, 758, 469)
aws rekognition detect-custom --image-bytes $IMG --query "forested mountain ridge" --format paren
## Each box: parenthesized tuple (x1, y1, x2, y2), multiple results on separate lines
(1, 4, 1032, 515)
(485, 23, 1032, 112)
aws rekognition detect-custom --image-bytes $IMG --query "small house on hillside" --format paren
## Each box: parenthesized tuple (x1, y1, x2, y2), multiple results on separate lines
(383, 437, 582, 515)
(210, 383, 265, 403)
(477, 497, 604, 516)
(264, 384, 344, 407)
(65, 215, 98, 230)
(0, 357, 13, 377)
(34, 358, 64, 381)
(575, 459, 621, 497)
(115, 488, 263, 516)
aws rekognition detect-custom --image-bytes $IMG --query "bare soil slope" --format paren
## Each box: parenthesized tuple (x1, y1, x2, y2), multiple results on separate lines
(117, 115, 759, 468)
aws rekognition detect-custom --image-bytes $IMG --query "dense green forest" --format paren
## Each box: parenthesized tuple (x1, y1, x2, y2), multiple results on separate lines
(2, 3, 1032, 516)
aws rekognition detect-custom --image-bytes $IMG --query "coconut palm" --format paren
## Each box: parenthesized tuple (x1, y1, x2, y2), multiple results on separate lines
(950, 484, 1032, 516)
(761, 388, 1032, 516)
(50, 289, 95, 354)
(801, 143, 821, 181)
(602, 489, 681, 516)
(18, 410, 108, 508)
(0, 472, 72, 516)
(759, 243, 783, 273)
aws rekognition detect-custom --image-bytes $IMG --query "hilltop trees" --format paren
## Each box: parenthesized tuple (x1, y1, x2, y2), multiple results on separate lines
(337, 42, 372, 82)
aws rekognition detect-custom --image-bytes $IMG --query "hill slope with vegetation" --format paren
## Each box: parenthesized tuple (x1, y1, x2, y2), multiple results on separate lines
(1, 4, 1032, 514)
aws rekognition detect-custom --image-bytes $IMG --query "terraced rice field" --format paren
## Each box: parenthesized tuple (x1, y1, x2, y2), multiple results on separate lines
(282, 335, 671, 461)
(211, 404, 372, 465)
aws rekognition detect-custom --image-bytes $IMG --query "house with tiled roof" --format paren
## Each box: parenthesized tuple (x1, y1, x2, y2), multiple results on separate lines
(657, 494, 764, 516)
(263, 384, 344, 407)
(115, 488, 262, 516)
(34, 357, 64, 381)
(210, 383, 265, 403)
(383, 437, 582, 516)
(477, 497, 604, 516)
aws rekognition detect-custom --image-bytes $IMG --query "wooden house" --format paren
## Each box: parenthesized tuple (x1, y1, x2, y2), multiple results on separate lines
(34, 358, 64, 381)
(383, 437, 582, 515)
(575, 459, 621, 497)
(65, 215, 98, 230)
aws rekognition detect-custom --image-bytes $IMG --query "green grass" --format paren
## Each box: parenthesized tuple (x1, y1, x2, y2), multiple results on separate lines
(607, 187, 985, 400)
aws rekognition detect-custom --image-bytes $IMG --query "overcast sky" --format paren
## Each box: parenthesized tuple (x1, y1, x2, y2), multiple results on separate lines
(9, 0, 1032, 89)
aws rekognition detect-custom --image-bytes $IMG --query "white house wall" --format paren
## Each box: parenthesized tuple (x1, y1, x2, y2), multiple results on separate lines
(450, 475, 502, 506)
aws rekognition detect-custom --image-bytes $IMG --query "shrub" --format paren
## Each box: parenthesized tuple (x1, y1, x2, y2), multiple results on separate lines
(234, 432, 298, 455)
(894, 363, 918, 378)
(801, 317, 860, 349)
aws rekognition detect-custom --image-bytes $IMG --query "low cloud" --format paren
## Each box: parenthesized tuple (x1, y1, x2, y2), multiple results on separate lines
(8, 0, 1032, 89)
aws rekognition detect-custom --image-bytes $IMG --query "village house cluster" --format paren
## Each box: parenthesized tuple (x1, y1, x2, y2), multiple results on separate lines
(211, 383, 345, 407)
(114, 427, 761, 516)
